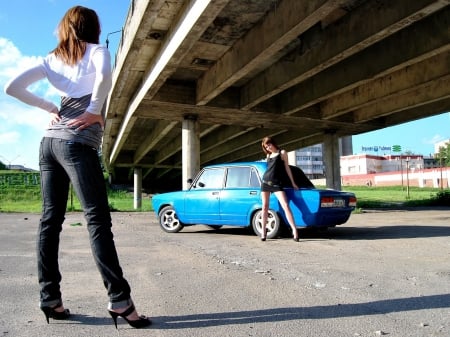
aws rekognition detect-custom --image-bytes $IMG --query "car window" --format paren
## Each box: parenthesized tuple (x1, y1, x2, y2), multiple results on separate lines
(249, 168, 261, 188)
(194, 168, 225, 189)
(225, 167, 261, 188)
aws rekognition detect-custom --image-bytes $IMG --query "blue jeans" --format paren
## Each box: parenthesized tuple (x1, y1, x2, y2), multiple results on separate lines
(38, 137, 131, 308)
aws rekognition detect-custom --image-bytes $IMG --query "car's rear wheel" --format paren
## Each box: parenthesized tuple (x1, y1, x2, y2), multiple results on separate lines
(158, 206, 184, 233)
(252, 209, 281, 239)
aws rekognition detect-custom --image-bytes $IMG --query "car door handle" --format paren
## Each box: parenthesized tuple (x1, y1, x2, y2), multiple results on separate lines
(249, 191, 257, 195)
(212, 191, 219, 195)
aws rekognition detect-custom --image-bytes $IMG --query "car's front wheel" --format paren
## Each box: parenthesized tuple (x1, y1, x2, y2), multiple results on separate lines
(158, 206, 184, 233)
(252, 209, 281, 239)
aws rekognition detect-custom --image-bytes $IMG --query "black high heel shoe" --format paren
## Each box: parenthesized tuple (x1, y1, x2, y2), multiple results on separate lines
(108, 304, 152, 329)
(40, 304, 70, 324)
(261, 228, 268, 241)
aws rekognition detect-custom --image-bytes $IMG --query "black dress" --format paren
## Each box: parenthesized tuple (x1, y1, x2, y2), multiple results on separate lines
(261, 152, 285, 192)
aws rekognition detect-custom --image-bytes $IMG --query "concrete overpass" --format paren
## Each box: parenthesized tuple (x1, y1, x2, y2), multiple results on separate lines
(102, 0, 450, 198)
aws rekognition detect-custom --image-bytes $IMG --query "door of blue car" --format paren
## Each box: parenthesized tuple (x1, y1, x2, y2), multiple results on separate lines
(184, 167, 225, 224)
(219, 166, 261, 224)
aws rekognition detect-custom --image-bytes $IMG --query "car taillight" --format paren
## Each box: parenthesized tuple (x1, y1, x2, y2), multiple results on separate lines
(320, 196, 355, 208)
(320, 197, 335, 208)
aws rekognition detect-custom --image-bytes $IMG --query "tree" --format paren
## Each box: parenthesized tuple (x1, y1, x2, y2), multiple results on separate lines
(435, 142, 450, 167)
(0, 160, 6, 170)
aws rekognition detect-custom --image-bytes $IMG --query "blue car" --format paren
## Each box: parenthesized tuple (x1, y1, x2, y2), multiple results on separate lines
(151, 162, 357, 239)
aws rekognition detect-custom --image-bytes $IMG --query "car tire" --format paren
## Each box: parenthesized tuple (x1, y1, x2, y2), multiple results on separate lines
(158, 205, 184, 233)
(252, 209, 281, 239)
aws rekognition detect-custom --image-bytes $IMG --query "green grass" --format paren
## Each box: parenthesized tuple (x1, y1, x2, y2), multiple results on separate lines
(0, 186, 153, 213)
(0, 184, 448, 213)
(340, 186, 449, 209)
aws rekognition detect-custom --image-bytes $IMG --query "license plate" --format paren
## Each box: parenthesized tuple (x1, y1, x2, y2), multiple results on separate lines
(333, 198, 345, 207)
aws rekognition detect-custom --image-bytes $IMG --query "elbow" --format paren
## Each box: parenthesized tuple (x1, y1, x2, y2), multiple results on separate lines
(4, 82, 12, 95)
(4, 80, 17, 97)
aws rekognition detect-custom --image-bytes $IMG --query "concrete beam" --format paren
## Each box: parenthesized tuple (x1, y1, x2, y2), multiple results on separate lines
(196, 0, 343, 105)
(276, 7, 450, 116)
(136, 100, 379, 133)
(133, 120, 178, 164)
(240, 0, 448, 109)
(321, 51, 450, 118)
(108, 0, 230, 166)
(354, 73, 450, 123)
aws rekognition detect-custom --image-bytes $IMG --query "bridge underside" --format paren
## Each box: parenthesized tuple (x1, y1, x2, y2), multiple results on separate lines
(103, 0, 450, 191)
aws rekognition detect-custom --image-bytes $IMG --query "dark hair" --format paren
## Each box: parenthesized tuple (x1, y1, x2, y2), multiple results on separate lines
(52, 6, 101, 65)
(261, 136, 279, 155)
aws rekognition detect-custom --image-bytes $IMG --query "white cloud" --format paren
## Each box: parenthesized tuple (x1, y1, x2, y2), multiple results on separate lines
(0, 130, 20, 145)
(0, 100, 50, 130)
(423, 134, 446, 145)
(0, 38, 42, 79)
(0, 37, 57, 169)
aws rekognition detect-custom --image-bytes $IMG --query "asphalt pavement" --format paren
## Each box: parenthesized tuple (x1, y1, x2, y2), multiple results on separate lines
(1, 208, 450, 337)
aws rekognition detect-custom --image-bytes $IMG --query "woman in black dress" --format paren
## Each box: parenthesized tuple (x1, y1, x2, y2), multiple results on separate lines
(260, 136, 299, 241)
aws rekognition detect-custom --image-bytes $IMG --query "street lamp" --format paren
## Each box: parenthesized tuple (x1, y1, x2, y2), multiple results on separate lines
(106, 29, 123, 49)
(400, 155, 404, 190)
(405, 157, 410, 199)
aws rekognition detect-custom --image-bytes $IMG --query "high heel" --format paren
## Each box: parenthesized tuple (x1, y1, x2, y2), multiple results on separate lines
(260, 228, 267, 241)
(40, 304, 70, 324)
(108, 304, 151, 329)
(292, 229, 299, 242)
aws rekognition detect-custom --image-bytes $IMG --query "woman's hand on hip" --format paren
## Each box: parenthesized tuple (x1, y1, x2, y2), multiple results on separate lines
(48, 109, 61, 126)
(67, 111, 104, 130)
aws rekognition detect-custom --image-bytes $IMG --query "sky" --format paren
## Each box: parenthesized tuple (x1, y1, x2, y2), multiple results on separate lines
(0, 0, 130, 169)
(0, 1, 449, 170)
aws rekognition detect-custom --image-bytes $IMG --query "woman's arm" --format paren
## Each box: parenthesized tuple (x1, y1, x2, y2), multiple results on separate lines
(85, 45, 112, 115)
(280, 150, 298, 189)
(4, 64, 59, 113)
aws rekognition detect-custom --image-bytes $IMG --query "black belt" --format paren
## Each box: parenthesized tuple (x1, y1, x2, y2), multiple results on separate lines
(263, 180, 280, 187)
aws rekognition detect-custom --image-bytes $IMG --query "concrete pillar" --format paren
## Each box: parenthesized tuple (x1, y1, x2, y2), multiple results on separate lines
(340, 136, 353, 156)
(323, 132, 342, 190)
(182, 115, 200, 190)
(133, 167, 142, 209)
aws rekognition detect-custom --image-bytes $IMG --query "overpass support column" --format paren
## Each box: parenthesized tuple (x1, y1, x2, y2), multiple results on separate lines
(133, 167, 142, 209)
(182, 115, 200, 190)
(323, 132, 342, 190)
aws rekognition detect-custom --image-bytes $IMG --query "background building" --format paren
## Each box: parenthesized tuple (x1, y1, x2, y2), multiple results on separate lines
(288, 136, 353, 179)
(289, 136, 449, 188)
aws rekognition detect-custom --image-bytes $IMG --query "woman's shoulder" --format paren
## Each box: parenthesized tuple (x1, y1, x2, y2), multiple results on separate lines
(83, 43, 108, 55)
(85, 43, 111, 62)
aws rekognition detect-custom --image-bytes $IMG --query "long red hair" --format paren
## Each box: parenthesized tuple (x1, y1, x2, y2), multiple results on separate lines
(52, 6, 101, 66)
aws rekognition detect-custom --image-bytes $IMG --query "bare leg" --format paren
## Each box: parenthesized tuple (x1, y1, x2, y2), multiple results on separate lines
(260, 191, 270, 240)
(274, 191, 299, 241)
